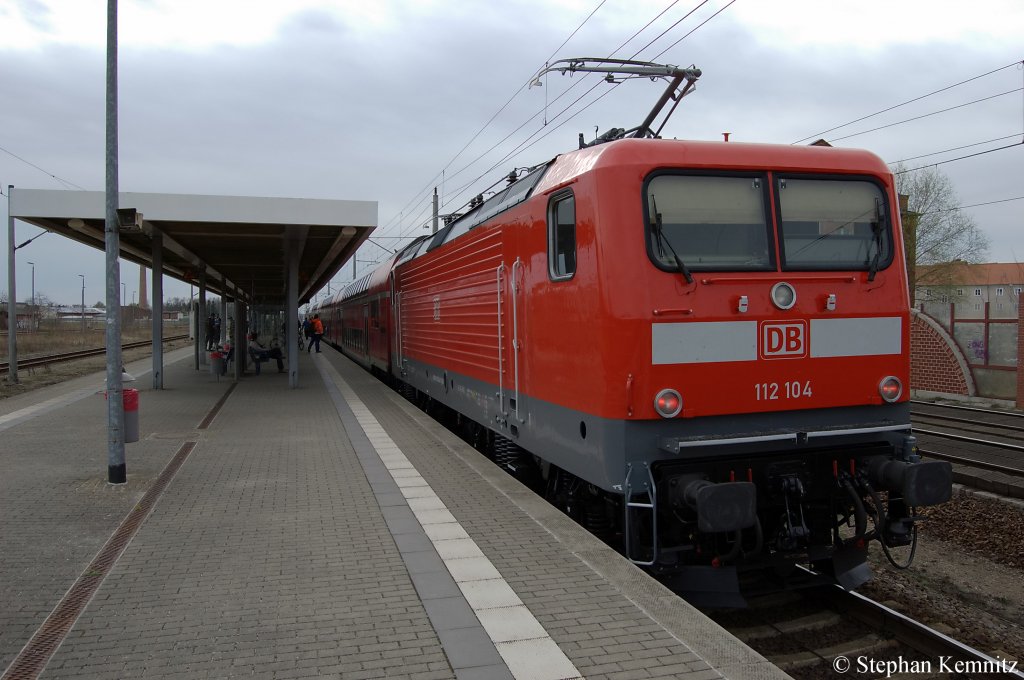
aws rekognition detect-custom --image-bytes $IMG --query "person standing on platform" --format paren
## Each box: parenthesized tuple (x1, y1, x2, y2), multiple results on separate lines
(205, 313, 217, 350)
(308, 314, 324, 353)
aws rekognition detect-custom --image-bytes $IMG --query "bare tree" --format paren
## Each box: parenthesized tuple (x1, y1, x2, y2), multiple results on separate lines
(893, 163, 989, 286)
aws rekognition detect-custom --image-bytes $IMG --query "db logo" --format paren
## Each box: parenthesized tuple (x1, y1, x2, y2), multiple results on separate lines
(760, 321, 807, 359)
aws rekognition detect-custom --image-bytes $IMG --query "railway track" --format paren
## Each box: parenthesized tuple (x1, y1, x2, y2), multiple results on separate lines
(711, 585, 1023, 679)
(910, 401, 1024, 480)
(0, 335, 189, 373)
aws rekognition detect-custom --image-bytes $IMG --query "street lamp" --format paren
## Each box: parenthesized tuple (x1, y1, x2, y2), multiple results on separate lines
(78, 274, 85, 333)
(26, 261, 35, 333)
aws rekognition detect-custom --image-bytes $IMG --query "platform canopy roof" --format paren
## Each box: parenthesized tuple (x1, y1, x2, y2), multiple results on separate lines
(10, 189, 377, 306)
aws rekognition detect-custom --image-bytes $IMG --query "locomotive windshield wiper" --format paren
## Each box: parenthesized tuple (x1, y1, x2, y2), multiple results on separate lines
(867, 198, 885, 281)
(650, 195, 693, 284)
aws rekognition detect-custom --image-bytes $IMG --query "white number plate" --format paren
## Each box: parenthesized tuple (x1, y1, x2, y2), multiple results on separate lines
(755, 381, 813, 401)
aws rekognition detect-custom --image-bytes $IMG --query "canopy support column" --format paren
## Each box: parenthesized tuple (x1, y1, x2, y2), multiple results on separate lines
(287, 235, 300, 388)
(151, 229, 163, 389)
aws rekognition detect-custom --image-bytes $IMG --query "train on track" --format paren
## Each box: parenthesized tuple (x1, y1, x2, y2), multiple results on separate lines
(312, 59, 952, 602)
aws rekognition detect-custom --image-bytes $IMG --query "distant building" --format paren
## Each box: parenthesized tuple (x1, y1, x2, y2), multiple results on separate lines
(0, 302, 41, 331)
(914, 262, 1024, 399)
(915, 262, 1024, 320)
(55, 305, 105, 322)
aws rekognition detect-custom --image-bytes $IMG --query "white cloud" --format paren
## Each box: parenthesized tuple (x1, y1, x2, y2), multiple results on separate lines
(729, 0, 1024, 50)
(1, 0, 1022, 304)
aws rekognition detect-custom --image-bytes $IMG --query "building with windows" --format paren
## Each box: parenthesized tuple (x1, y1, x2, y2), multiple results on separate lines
(915, 262, 1024, 320)
(913, 262, 1024, 399)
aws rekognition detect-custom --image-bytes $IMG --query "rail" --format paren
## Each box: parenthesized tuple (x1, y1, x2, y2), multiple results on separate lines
(911, 401, 1024, 478)
(1, 335, 189, 373)
(829, 587, 1024, 679)
(713, 582, 1024, 679)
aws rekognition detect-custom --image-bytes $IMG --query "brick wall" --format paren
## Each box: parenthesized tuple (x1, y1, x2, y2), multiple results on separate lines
(910, 310, 973, 396)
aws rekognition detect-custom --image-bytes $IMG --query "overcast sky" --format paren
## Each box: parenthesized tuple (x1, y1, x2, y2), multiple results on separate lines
(1, 0, 1022, 307)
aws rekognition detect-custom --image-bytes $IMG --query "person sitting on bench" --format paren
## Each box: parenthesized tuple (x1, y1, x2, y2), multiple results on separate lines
(248, 332, 284, 373)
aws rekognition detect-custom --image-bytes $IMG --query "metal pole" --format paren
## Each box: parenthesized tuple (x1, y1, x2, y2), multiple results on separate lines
(28, 262, 34, 331)
(79, 275, 85, 333)
(198, 270, 207, 367)
(6, 185, 17, 384)
(151, 229, 163, 389)
(432, 187, 439, 234)
(105, 0, 126, 485)
(287, 235, 299, 387)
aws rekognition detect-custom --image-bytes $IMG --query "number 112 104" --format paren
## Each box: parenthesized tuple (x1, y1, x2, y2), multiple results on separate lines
(755, 381, 813, 401)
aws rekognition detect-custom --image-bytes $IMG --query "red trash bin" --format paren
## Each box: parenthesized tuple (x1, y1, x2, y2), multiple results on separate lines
(123, 388, 140, 443)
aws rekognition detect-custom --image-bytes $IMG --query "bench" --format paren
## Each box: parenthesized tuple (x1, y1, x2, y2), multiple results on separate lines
(248, 347, 268, 375)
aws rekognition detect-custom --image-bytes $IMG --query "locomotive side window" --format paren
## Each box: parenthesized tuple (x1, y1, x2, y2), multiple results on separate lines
(644, 174, 772, 272)
(777, 177, 892, 273)
(548, 191, 576, 280)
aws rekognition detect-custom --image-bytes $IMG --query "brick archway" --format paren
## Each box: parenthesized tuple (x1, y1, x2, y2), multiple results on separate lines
(910, 310, 975, 396)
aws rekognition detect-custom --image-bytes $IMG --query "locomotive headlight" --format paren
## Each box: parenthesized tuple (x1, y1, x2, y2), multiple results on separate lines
(654, 389, 683, 418)
(879, 376, 903, 402)
(771, 282, 797, 310)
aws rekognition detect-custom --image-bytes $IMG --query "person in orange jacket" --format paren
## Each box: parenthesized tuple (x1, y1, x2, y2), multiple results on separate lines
(308, 314, 324, 353)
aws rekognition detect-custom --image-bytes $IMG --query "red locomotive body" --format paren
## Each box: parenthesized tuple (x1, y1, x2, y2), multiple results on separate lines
(326, 137, 950, 599)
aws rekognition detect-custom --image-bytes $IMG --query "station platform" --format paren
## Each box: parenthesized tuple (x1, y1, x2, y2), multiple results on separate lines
(0, 345, 786, 680)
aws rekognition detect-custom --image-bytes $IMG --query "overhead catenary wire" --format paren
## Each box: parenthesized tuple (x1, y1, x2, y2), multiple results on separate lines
(380, 0, 720, 248)
(415, 1, 729, 237)
(916, 196, 1024, 216)
(0, 144, 88, 191)
(373, 0, 611, 239)
(828, 87, 1023, 143)
(893, 141, 1023, 175)
(792, 59, 1024, 145)
(887, 133, 1023, 164)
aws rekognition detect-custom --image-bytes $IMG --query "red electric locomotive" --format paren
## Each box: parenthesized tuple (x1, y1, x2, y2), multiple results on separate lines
(325, 60, 951, 602)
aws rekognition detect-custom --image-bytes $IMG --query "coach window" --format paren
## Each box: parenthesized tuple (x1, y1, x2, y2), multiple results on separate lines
(548, 191, 576, 279)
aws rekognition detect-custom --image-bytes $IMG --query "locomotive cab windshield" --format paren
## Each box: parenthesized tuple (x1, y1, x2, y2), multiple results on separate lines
(643, 172, 894, 275)
(777, 176, 893, 272)
(645, 173, 774, 272)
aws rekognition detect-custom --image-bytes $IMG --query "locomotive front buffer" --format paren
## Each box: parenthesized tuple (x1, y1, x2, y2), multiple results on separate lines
(635, 433, 952, 601)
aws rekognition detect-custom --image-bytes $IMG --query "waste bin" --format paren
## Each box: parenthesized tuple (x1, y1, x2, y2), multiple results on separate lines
(210, 350, 225, 378)
(123, 388, 140, 443)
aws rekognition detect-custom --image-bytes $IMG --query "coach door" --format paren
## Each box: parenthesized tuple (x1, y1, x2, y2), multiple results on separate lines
(496, 247, 527, 434)
(362, 304, 369, 357)
(390, 272, 402, 376)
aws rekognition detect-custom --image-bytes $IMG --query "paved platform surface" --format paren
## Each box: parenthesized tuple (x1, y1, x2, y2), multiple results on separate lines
(1, 345, 787, 680)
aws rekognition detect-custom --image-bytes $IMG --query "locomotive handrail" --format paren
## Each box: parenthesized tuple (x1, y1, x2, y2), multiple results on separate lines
(396, 291, 404, 375)
(511, 258, 524, 423)
(700, 275, 858, 284)
(624, 462, 658, 567)
(661, 424, 913, 452)
(496, 264, 507, 417)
